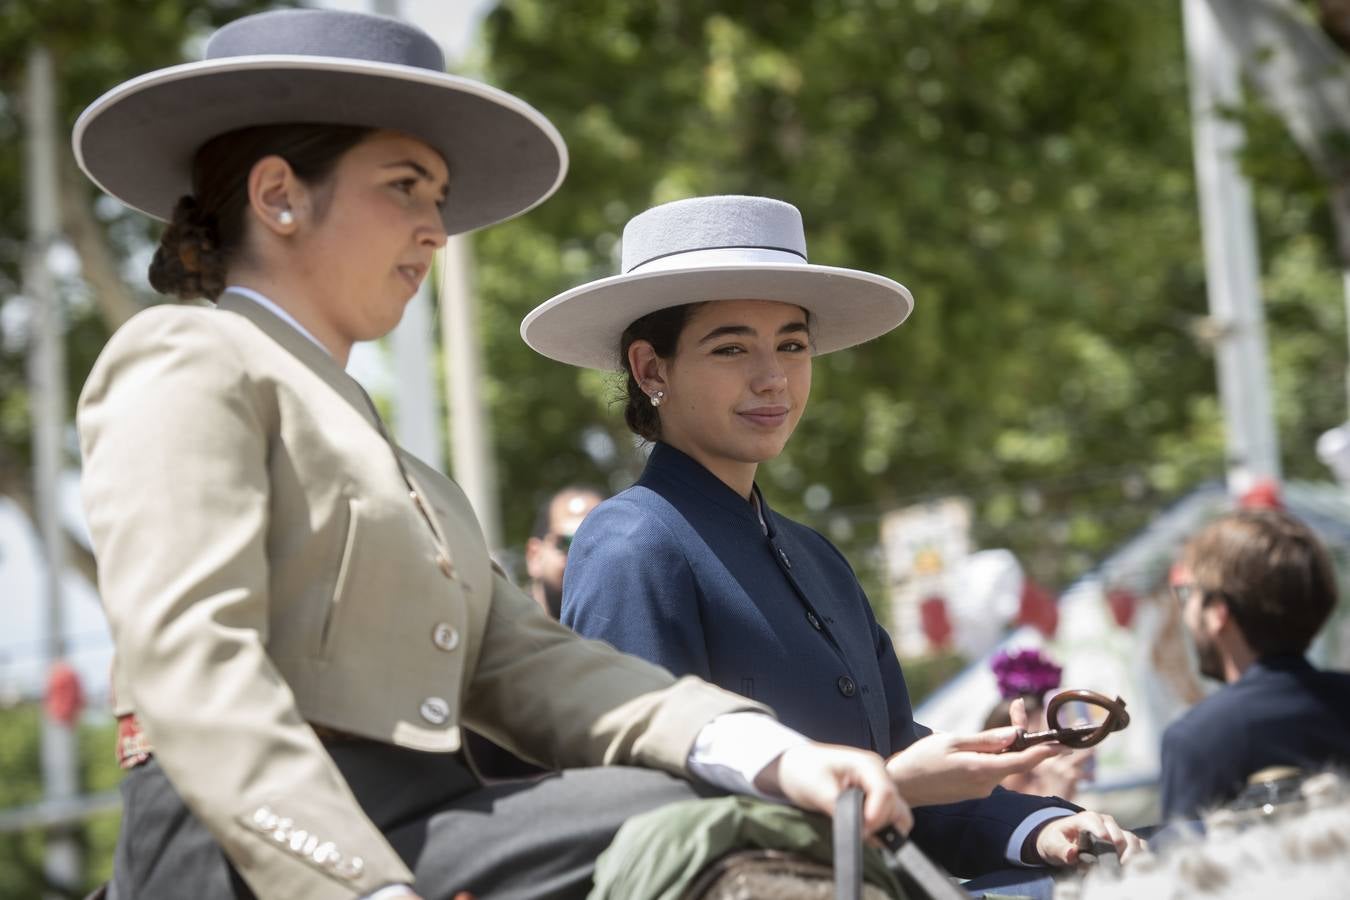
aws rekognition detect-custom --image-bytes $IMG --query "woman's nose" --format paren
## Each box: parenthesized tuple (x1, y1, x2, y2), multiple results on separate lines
(421, 225, 448, 249)
(420, 207, 449, 249)
(751, 358, 787, 393)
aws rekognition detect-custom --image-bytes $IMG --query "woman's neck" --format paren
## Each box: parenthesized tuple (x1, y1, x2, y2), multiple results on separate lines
(663, 441, 758, 500)
(227, 270, 353, 365)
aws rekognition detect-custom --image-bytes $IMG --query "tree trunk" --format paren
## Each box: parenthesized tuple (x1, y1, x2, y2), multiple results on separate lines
(59, 150, 142, 331)
(1317, 0, 1350, 53)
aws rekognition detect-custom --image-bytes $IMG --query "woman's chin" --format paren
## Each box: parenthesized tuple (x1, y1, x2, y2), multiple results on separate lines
(362, 304, 413, 342)
(739, 436, 791, 464)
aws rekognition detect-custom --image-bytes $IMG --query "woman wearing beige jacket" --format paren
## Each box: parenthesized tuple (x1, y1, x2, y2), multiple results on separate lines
(73, 9, 909, 900)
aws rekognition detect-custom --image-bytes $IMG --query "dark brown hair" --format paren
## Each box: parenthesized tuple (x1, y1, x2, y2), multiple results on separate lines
(1181, 508, 1338, 656)
(148, 123, 375, 300)
(618, 303, 703, 441)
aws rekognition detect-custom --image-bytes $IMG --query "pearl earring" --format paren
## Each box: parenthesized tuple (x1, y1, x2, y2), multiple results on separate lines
(277, 210, 294, 226)
(650, 390, 665, 408)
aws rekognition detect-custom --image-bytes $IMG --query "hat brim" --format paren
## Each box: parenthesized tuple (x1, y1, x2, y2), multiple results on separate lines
(73, 56, 567, 236)
(521, 263, 914, 370)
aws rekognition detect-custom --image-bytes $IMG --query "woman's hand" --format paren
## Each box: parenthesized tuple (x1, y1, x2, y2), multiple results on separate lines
(755, 742, 913, 836)
(884, 728, 1069, 806)
(1025, 747, 1095, 801)
(1032, 811, 1145, 866)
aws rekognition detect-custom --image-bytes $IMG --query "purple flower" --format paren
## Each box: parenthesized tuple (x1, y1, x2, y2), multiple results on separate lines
(991, 648, 1063, 699)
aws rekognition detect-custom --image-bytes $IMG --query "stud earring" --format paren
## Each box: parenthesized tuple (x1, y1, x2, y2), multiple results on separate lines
(277, 210, 294, 226)
(650, 390, 665, 408)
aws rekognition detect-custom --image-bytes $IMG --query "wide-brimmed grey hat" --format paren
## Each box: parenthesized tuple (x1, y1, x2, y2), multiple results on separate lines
(521, 195, 913, 370)
(73, 8, 566, 235)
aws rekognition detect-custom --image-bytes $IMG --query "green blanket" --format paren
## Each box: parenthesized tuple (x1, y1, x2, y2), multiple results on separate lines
(589, 795, 905, 900)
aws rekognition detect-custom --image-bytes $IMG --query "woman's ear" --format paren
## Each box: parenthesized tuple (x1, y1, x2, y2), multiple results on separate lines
(627, 340, 668, 398)
(247, 154, 303, 236)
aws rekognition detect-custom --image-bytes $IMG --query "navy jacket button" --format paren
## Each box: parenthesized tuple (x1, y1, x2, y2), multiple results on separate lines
(806, 611, 822, 630)
(837, 676, 857, 698)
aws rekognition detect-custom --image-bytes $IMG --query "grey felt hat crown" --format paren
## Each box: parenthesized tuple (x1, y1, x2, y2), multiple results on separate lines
(73, 8, 567, 235)
(522, 195, 914, 370)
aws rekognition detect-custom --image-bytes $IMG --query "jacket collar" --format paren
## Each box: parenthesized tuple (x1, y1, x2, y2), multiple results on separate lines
(641, 442, 777, 536)
(1242, 653, 1313, 681)
(216, 291, 380, 430)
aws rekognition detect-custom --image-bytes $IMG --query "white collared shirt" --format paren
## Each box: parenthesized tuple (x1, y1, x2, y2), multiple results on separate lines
(224, 285, 333, 361)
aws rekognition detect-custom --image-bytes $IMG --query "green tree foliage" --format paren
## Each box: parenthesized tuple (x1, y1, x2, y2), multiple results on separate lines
(0, 0, 280, 499)
(0, 706, 120, 899)
(0, 3, 277, 893)
(1, 0, 1345, 890)
(476, 0, 1344, 587)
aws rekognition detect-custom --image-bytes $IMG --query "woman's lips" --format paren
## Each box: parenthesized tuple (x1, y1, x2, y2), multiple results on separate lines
(738, 407, 789, 428)
(397, 263, 426, 289)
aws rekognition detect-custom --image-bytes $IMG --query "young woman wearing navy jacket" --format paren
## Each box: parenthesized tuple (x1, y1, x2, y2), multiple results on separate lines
(522, 194, 1143, 885)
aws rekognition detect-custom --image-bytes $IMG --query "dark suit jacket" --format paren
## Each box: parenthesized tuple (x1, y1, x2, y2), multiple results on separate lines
(1159, 654, 1350, 820)
(562, 442, 1075, 877)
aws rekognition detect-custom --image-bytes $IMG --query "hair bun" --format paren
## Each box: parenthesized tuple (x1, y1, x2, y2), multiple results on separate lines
(148, 195, 226, 300)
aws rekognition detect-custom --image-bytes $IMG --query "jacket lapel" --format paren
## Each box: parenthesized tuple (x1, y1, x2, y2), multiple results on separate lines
(216, 291, 379, 430)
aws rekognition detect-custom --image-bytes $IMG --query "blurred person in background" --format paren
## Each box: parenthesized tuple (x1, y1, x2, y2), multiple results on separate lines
(1160, 507, 1350, 821)
(524, 485, 603, 618)
(525, 194, 1142, 893)
(982, 648, 1094, 803)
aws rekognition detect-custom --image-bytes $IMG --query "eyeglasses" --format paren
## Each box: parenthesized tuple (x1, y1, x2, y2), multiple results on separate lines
(1170, 583, 1232, 611)
(1170, 582, 1198, 604)
(549, 532, 574, 554)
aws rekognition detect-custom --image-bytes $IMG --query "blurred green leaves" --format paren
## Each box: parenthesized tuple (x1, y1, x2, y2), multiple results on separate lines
(477, 0, 1321, 585)
(0, 0, 1343, 625)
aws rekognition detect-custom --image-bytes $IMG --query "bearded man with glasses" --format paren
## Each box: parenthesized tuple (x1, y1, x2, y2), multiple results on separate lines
(1159, 508, 1350, 820)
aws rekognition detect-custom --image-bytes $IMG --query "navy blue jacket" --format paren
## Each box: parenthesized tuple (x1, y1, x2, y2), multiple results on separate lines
(1159, 654, 1350, 820)
(562, 443, 1074, 877)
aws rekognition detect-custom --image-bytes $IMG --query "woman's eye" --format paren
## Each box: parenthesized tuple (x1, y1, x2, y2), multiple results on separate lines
(392, 178, 417, 194)
(712, 345, 745, 356)
(780, 340, 808, 353)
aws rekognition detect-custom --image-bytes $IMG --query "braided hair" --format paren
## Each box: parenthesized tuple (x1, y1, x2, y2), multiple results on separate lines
(147, 123, 373, 300)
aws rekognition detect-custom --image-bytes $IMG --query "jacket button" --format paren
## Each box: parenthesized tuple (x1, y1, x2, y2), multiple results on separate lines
(333, 856, 365, 880)
(431, 622, 460, 652)
(435, 552, 454, 579)
(837, 676, 857, 698)
(806, 611, 822, 631)
(420, 696, 450, 725)
(777, 547, 792, 569)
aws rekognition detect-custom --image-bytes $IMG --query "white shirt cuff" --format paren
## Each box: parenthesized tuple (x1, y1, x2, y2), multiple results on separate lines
(361, 885, 417, 899)
(1005, 806, 1076, 866)
(687, 712, 810, 800)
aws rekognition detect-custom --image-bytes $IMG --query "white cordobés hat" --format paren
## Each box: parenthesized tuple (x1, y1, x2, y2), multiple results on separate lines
(521, 195, 913, 370)
(73, 7, 567, 236)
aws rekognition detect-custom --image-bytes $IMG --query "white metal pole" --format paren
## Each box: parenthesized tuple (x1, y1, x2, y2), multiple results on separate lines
(389, 278, 446, 471)
(1181, 0, 1281, 492)
(23, 45, 82, 895)
(371, 0, 448, 471)
(440, 236, 502, 552)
